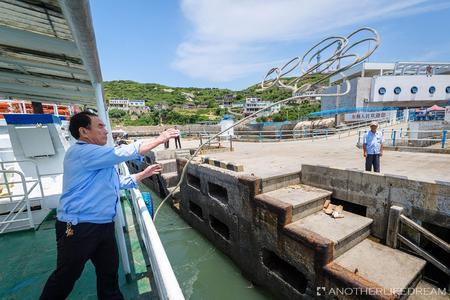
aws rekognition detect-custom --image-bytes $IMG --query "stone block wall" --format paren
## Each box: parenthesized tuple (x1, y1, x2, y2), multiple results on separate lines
(176, 158, 336, 298)
(301, 164, 450, 239)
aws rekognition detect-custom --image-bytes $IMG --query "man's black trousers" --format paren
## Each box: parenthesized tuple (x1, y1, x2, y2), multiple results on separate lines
(175, 137, 181, 149)
(40, 221, 124, 300)
(365, 154, 380, 173)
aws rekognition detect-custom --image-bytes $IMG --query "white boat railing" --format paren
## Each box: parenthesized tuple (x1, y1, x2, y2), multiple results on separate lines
(118, 162, 184, 300)
(0, 159, 45, 201)
(0, 169, 35, 233)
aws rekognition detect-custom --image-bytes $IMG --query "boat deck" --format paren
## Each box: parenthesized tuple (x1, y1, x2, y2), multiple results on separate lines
(0, 198, 157, 300)
(1, 185, 273, 300)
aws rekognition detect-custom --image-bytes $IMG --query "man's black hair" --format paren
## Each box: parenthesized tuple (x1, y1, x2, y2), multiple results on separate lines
(69, 111, 98, 140)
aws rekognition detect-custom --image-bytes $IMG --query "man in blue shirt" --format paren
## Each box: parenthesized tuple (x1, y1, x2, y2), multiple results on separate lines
(363, 121, 384, 172)
(40, 111, 179, 300)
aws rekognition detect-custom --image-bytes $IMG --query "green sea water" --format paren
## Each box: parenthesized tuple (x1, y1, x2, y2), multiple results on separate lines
(142, 185, 273, 300)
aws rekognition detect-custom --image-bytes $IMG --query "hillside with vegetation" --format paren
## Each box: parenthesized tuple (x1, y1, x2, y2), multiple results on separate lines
(104, 73, 324, 126)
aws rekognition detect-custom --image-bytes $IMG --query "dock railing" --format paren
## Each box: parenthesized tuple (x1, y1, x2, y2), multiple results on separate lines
(357, 128, 448, 149)
(118, 162, 184, 300)
(231, 116, 401, 142)
(199, 134, 234, 151)
(386, 206, 450, 276)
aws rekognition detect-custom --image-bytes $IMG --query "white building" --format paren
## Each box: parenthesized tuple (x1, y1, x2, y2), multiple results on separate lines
(321, 62, 450, 111)
(128, 100, 146, 107)
(243, 97, 280, 117)
(292, 90, 321, 103)
(109, 99, 148, 111)
(215, 94, 236, 108)
(109, 99, 129, 110)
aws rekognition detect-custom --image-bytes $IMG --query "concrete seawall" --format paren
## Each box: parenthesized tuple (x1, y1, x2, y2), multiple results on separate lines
(171, 159, 439, 298)
(176, 158, 331, 298)
(130, 144, 447, 299)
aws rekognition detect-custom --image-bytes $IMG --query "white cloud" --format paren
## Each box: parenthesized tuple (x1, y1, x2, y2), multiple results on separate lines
(173, 0, 449, 83)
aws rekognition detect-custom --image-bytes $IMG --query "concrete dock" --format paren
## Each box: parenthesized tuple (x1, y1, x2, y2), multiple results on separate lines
(132, 129, 449, 299)
(204, 134, 450, 182)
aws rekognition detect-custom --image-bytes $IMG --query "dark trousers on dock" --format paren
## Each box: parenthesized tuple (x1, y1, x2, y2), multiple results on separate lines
(365, 154, 380, 173)
(175, 136, 181, 149)
(40, 221, 123, 300)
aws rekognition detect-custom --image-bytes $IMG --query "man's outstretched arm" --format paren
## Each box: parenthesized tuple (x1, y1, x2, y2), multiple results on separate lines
(138, 129, 179, 155)
(120, 164, 163, 190)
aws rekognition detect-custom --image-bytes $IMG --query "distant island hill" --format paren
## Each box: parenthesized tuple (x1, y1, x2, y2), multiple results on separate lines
(104, 77, 323, 126)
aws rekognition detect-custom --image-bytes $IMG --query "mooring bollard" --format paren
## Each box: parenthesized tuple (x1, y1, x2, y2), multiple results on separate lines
(442, 130, 447, 149)
(392, 130, 397, 146)
(386, 206, 404, 248)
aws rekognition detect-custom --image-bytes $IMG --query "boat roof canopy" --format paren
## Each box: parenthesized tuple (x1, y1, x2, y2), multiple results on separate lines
(0, 0, 102, 106)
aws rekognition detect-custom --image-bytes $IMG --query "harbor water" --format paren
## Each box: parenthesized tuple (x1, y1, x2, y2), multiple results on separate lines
(140, 185, 272, 300)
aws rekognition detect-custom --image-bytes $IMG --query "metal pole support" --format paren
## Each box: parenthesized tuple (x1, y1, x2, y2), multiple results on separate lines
(442, 130, 447, 149)
(386, 206, 403, 248)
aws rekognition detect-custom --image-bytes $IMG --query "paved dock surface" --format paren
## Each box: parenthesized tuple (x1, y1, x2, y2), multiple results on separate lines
(202, 134, 450, 182)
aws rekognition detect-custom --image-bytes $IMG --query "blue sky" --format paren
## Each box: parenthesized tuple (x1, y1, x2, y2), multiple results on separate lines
(90, 0, 450, 91)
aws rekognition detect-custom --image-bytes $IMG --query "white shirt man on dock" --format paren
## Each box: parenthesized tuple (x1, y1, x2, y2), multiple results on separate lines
(362, 121, 384, 173)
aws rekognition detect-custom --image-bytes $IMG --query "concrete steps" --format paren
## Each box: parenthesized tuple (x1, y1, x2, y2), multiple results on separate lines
(290, 210, 373, 257)
(154, 149, 176, 161)
(261, 182, 428, 297)
(262, 184, 332, 221)
(162, 171, 178, 188)
(158, 159, 177, 173)
(148, 149, 182, 197)
(175, 149, 191, 159)
(334, 239, 426, 298)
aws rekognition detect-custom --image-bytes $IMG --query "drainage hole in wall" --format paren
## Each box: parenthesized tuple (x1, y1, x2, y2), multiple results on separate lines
(187, 174, 201, 190)
(189, 201, 203, 220)
(261, 248, 308, 293)
(331, 197, 367, 217)
(208, 182, 228, 203)
(209, 215, 230, 240)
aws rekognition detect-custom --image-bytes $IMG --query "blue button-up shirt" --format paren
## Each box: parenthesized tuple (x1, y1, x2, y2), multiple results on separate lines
(363, 130, 384, 155)
(57, 140, 142, 225)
